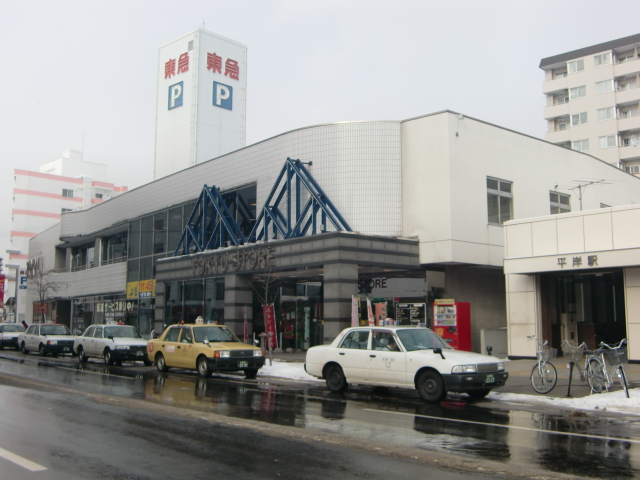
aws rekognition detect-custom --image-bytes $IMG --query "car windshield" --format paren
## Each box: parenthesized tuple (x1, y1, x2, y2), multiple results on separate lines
(193, 326, 240, 343)
(396, 329, 452, 351)
(0, 325, 24, 332)
(40, 325, 71, 336)
(104, 326, 142, 339)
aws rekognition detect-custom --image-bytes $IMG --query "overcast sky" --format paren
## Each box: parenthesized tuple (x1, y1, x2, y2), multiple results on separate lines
(1, 0, 639, 249)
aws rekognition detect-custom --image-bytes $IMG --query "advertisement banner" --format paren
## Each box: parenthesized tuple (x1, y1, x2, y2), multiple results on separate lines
(262, 304, 278, 350)
(366, 298, 375, 326)
(0, 274, 4, 305)
(375, 303, 387, 326)
(351, 296, 359, 327)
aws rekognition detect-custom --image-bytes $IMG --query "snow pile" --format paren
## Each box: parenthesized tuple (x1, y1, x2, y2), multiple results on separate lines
(258, 359, 322, 382)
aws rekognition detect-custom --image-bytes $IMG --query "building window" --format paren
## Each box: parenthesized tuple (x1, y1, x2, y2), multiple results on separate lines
(622, 136, 639, 147)
(599, 135, 617, 149)
(95, 193, 103, 199)
(620, 108, 638, 119)
(486, 177, 512, 225)
(597, 107, 615, 121)
(625, 165, 640, 174)
(569, 86, 586, 99)
(556, 95, 569, 105)
(618, 81, 637, 92)
(571, 112, 587, 126)
(554, 71, 567, 79)
(595, 79, 614, 94)
(62, 188, 74, 198)
(594, 52, 611, 67)
(550, 192, 570, 214)
(572, 139, 589, 152)
(61, 208, 73, 213)
(567, 59, 584, 74)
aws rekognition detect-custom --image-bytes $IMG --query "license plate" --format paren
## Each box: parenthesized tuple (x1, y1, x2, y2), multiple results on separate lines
(485, 374, 496, 384)
(238, 361, 248, 368)
(136, 351, 143, 356)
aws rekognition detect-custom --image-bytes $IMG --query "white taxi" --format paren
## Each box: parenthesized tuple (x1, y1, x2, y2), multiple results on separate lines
(304, 326, 508, 402)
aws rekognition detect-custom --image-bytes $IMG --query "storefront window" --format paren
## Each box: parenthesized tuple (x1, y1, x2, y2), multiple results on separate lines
(184, 280, 204, 323)
(205, 278, 225, 324)
(140, 216, 153, 257)
(154, 212, 167, 254)
(164, 281, 183, 327)
(168, 207, 183, 253)
(129, 220, 140, 258)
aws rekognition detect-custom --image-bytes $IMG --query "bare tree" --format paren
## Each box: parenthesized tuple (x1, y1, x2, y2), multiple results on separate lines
(26, 257, 65, 323)
(252, 265, 282, 365)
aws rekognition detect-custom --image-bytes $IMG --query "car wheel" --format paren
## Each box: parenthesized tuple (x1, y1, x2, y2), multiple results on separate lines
(416, 370, 447, 402)
(325, 364, 348, 393)
(197, 356, 211, 378)
(21, 343, 29, 355)
(244, 368, 258, 379)
(78, 347, 87, 363)
(155, 353, 169, 372)
(467, 388, 491, 399)
(104, 350, 114, 365)
(39, 344, 47, 357)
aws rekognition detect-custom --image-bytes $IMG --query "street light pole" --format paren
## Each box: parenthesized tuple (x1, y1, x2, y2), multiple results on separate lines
(6, 264, 20, 323)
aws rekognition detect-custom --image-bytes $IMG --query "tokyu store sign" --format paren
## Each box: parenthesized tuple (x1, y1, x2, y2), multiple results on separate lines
(154, 28, 247, 179)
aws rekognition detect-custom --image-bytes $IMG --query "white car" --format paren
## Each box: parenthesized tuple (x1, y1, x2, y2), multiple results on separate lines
(304, 326, 508, 402)
(0, 323, 25, 350)
(75, 324, 152, 366)
(18, 323, 75, 357)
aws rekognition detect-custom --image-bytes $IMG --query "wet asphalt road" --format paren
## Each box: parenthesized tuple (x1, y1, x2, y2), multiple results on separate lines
(1, 350, 639, 479)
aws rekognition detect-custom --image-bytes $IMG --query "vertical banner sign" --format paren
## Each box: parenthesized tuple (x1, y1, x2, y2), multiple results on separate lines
(351, 296, 359, 327)
(262, 304, 278, 350)
(367, 298, 375, 326)
(243, 306, 248, 343)
(0, 274, 5, 305)
(375, 303, 386, 326)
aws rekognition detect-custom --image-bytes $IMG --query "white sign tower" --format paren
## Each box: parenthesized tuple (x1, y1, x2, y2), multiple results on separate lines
(153, 28, 247, 180)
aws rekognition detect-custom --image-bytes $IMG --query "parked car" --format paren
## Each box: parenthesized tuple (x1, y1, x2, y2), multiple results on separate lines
(148, 324, 265, 378)
(304, 326, 508, 402)
(18, 323, 75, 357)
(75, 324, 152, 366)
(0, 323, 25, 350)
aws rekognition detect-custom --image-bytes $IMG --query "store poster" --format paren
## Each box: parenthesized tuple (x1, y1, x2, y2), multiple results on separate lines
(262, 304, 278, 350)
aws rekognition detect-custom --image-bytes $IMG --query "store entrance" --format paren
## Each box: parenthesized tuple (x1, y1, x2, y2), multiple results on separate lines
(540, 271, 626, 351)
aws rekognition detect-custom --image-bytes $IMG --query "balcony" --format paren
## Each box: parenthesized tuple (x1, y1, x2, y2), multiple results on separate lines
(544, 102, 570, 120)
(620, 145, 640, 161)
(616, 85, 640, 105)
(618, 114, 640, 133)
(542, 77, 568, 95)
(614, 58, 640, 78)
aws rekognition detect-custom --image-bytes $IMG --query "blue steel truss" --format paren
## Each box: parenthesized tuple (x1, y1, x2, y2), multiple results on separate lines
(173, 185, 248, 256)
(173, 157, 351, 256)
(246, 157, 352, 243)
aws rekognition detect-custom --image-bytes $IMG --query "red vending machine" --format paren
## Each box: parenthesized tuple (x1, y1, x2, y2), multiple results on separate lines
(432, 300, 471, 351)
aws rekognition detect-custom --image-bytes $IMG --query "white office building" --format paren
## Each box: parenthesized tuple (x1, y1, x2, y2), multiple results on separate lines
(5, 150, 126, 323)
(541, 33, 640, 172)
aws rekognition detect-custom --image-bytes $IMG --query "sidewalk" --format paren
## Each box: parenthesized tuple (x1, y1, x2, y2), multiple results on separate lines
(268, 350, 640, 399)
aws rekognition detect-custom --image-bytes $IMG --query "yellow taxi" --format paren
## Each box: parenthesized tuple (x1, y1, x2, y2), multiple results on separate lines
(147, 323, 265, 378)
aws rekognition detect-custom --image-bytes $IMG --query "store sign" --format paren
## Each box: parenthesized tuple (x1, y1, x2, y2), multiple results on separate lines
(557, 255, 598, 269)
(191, 247, 276, 276)
(126, 280, 156, 300)
(213, 81, 233, 110)
(168, 81, 183, 110)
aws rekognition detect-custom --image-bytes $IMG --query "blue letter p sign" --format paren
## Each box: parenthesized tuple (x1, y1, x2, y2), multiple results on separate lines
(168, 82, 183, 110)
(213, 82, 233, 110)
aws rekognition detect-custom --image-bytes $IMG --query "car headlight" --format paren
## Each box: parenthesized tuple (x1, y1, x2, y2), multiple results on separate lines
(1, 336, 9, 340)
(114, 345, 130, 350)
(213, 350, 230, 358)
(253, 349, 263, 357)
(47, 340, 58, 345)
(496, 362, 505, 372)
(451, 365, 477, 374)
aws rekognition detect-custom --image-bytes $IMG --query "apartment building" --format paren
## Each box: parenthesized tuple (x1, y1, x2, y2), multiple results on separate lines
(5, 150, 127, 323)
(541, 33, 640, 173)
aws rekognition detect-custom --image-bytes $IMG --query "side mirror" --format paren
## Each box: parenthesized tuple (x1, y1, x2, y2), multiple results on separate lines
(254, 339, 260, 346)
(433, 348, 445, 359)
(203, 339, 210, 346)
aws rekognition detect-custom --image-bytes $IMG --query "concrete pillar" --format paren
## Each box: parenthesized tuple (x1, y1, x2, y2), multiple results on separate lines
(323, 263, 358, 343)
(224, 274, 253, 338)
(154, 280, 165, 336)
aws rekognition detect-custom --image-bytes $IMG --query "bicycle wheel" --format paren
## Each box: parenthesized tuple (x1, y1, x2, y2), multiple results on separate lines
(587, 359, 607, 393)
(530, 362, 558, 394)
(618, 366, 630, 399)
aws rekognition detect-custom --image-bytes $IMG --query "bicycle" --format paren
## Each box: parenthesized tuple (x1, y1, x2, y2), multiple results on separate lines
(528, 335, 558, 394)
(562, 339, 630, 397)
(587, 339, 629, 398)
